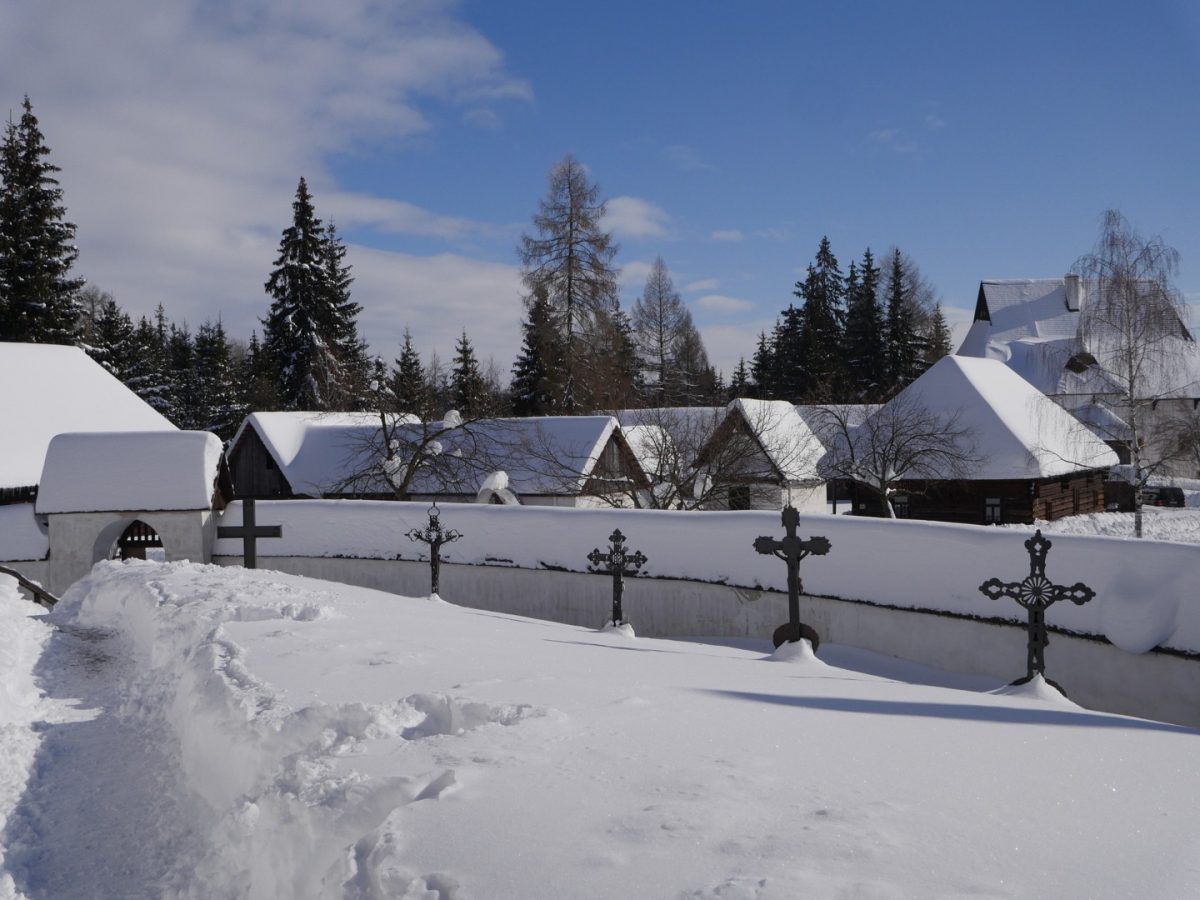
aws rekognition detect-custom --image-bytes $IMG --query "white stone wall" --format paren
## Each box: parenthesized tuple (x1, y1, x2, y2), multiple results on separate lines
(46, 510, 214, 595)
(215, 553, 1200, 728)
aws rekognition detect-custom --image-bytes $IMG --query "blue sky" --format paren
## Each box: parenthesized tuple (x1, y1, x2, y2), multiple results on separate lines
(2, 1, 1197, 377)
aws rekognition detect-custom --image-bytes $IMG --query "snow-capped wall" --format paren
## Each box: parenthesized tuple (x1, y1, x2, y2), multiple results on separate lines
(212, 500, 1200, 657)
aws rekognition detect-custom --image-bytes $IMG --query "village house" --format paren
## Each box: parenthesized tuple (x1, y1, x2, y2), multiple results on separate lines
(226, 411, 649, 508)
(837, 355, 1119, 525)
(957, 276, 1200, 478)
(0, 344, 178, 571)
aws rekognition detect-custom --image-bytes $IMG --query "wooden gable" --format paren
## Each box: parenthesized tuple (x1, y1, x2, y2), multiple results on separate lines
(228, 425, 296, 500)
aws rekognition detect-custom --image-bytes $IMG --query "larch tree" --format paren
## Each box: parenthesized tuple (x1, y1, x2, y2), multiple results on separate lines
(0, 96, 83, 343)
(518, 153, 619, 412)
(631, 256, 688, 403)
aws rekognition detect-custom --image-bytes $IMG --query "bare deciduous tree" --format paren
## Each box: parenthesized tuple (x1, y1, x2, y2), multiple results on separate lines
(812, 396, 978, 518)
(631, 257, 687, 403)
(1073, 209, 1192, 537)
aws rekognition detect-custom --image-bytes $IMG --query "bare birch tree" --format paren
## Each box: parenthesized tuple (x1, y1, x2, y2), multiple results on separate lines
(1072, 209, 1191, 537)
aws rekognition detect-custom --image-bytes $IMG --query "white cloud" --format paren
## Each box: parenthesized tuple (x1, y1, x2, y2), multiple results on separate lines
(351, 247, 525, 369)
(924, 113, 947, 130)
(604, 196, 672, 239)
(684, 278, 719, 293)
(695, 321, 775, 377)
(0, 0, 530, 355)
(695, 294, 755, 314)
(663, 144, 716, 172)
(868, 128, 920, 156)
(711, 229, 743, 242)
(618, 260, 656, 291)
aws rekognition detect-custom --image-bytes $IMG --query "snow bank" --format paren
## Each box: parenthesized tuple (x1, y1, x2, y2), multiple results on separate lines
(48, 562, 535, 899)
(0, 575, 53, 899)
(215, 500, 1200, 655)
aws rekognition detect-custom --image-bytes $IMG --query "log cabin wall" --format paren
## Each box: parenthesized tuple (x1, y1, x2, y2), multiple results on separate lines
(228, 427, 293, 499)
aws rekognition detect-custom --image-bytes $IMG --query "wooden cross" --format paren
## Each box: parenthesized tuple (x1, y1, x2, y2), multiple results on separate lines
(217, 497, 283, 569)
(407, 503, 462, 596)
(754, 505, 831, 649)
(979, 529, 1095, 690)
(587, 528, 647, 627)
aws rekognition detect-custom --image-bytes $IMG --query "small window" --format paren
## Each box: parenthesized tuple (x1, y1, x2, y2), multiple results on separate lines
(984, 497, 1002, 524)
(729, 485, 752, 510)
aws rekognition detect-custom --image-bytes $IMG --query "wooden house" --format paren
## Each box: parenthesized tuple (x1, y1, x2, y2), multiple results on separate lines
(226, 412, 649, 507)
(837, 355, 1119, 525)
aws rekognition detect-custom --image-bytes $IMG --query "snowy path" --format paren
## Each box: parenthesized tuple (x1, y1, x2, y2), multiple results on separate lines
(2, 620, 206, 899)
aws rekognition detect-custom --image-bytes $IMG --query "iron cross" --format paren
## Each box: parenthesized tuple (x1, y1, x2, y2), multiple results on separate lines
(754, 505, 831, 649)
(407, 502, 462, 596)
(979, 529, 1095, 688)
(587, 528, 647, 627)
(216, 498, 283, 569)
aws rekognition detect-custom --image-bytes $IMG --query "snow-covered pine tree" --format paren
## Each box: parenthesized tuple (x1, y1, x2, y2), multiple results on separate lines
(86, 296, 135, 379)
(795, 236, 846, 399)
(843, 248, 886, 398)
(510, 287, 561, 416)
(0, 96, 83, 343)
(729, 357, 750, 398)
(124, 315, 174, 418)
(166, 324, 198, 429)
(750, 330, 775, 398)
(451, 330, 489, 416)
(238, 331, 279, 413)
(193, 319, 242, 439)
(321, 221, 369, 407)
(262, 177, 343, 410)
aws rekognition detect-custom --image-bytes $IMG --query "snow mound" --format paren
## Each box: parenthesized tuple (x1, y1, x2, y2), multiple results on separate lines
(989, 674, 1079, 707)
(766, 638, 825, 666)
(601, 620, 636, 638)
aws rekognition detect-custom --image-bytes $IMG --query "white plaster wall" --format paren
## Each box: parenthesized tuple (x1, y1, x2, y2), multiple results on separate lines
(47, 510, 214, 595)
(215, 554, 1200, 728)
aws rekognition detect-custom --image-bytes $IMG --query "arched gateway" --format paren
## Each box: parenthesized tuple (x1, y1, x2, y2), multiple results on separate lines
(35, 431, 233, 594)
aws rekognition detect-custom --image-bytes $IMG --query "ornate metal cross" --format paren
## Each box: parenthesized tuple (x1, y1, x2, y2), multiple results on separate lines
(979, 529, 1095, 688)
(587, 528, 647, 627)
(216, 498, 283, 569)
(754, 505, 831, 650)
(406, 502, 462, 596)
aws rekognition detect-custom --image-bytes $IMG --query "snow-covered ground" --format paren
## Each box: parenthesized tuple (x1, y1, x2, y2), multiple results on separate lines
(3, 562, 1200, 899)
(1014, 505, 1200, 543)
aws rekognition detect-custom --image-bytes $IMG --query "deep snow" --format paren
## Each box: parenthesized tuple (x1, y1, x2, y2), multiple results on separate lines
(2, 563, 1199, 899)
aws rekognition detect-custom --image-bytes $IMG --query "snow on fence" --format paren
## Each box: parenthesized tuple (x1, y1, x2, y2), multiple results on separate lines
(213, 499, 1200, 657)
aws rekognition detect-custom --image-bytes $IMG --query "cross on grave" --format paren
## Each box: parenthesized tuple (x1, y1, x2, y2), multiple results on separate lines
(979, 529, 1095, 691)
(587, 528, 647, 627)
(407, 502, 462, 596)
(754, 505, 831, 650)
(216, 497, 282, 569)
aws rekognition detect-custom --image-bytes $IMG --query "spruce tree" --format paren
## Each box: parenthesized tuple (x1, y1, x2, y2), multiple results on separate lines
(167, 324, 198, 429)
(750, 330, 775, 398)
(391, 328, 429, 417)
(0, 96, 83, 343)
(772, 305, 806, 400)
(87, 297, 135, 379)
(510, 287, 562, 416)
(238, 331, 279, 413)
(194, 319, 242, 439)
(262, 177, 342, 409)
(843, 248, 886, 398)
(923, 303, 953, 369)
(794, 236, 846, 399)
(322, 221, 369, 407)
(451, 330, 489, 416)
(125, 315, 173, 417)
(730, 357, 750, 398)
(884, 248, 922, 390)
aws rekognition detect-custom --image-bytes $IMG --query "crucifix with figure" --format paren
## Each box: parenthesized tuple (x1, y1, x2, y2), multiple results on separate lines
(217, 497, 282, 569)
(407, 502, 462, 596)
(754, 505, 831, 650)
(979, 529, 1095, 692)
(587, 528, 647, 627)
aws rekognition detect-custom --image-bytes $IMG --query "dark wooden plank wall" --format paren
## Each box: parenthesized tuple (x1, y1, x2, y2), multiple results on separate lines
(228, 427, 294, 499)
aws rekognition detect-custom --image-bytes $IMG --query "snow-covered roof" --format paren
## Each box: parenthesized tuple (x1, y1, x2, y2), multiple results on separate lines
(883, 356, 1118, 479)
(728, 398, 825, 483)
(621, 424, 671, 478)
(36, 431, 226, 514)
(0, 344, 176, 489)
(974, 279, 1081, 343)
(235, 412, 634, 498)
(231, 412, 419, 498)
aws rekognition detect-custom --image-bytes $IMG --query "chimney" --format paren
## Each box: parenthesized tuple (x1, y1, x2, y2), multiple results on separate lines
(1064, 273, 1084, 311)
